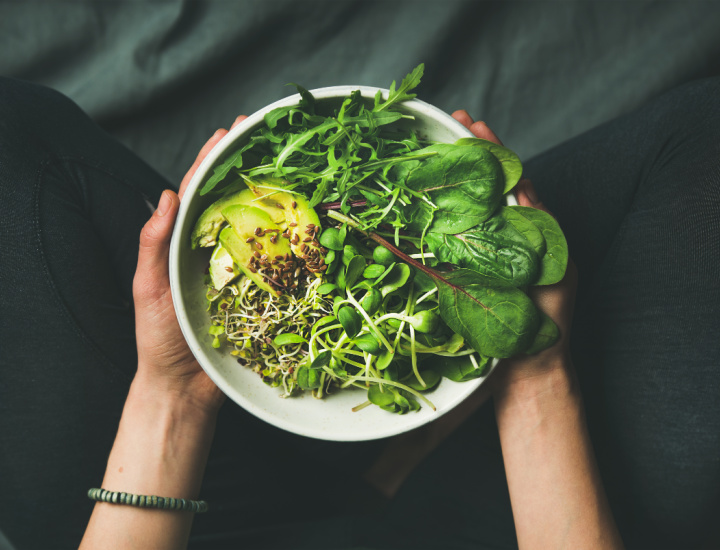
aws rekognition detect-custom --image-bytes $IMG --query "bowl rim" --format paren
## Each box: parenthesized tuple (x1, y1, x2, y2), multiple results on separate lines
(169, 85, 508, 440)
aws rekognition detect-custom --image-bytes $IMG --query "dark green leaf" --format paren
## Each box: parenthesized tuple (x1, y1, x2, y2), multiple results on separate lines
(310, 350, 332, 369)
(345, 255, 366, 288)
(317, 283, 338, 295)
(425, 226, 540, 287)
(435, 269, 540, 358)
(431, 354, 490, 382)
(297, 366, 322, 389)
(363, 264, 386, 279)
(338, 306, 362, 338)
(506, 206, 568, 285)
(454, 137, 523, 193)
(353, 334, 382, 355)
(395, 144, 505, 234)
(402, 369, 441, 391)
(368, 384, 395, 407)
(319, 227, 345, 251)
(273, 333, 307, 346)
(380, 264, 411, 297)
(524, 312, 560, 355)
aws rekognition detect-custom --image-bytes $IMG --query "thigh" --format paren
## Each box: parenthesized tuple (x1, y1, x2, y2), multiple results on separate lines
(0, 78, 168, 549)
(525, 77, 720, 549)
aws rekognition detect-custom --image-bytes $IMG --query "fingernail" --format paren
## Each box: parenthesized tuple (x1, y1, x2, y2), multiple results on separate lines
(157, 190, 171, 216)
(524, 180, 540, 204)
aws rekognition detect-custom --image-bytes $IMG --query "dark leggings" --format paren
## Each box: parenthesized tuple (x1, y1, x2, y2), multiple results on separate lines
(1, 76, 718, 550)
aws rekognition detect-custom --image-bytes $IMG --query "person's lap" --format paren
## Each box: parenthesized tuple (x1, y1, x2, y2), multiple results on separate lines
(1, 76, 718, 549)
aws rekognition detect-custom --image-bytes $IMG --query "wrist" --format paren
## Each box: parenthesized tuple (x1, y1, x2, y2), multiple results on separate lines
(133, 363, 225, 420)
(492, 352, 580, 421)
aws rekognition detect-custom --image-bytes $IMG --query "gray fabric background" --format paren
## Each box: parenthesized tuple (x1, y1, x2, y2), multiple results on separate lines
(2, 0, 719, 185)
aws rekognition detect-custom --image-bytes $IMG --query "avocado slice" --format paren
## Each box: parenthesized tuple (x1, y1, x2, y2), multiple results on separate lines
(208, 243, 239, 290)
(220, 205, 293, 294)
(191, 188, 285, 249)
(243, 178, 323, 259)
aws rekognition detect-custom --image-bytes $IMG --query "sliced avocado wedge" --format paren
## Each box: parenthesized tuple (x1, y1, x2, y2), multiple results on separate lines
(243, 177, 323, 259)
(220, 205, 293, 295)
(191, 188, 285, 249)
(208, 243, 239, 290)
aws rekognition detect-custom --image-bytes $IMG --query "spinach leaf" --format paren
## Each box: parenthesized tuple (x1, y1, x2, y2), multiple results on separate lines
(430, 354, 490, 381)
(425, 224, 540, 287)
(505, 206, 568, 285)
(433, 269, 540, 358)
(394, 144, 505, 234)
(499, 206, 546, 257)
(454, 137, 523, 193)
(524, 311, 560, 355)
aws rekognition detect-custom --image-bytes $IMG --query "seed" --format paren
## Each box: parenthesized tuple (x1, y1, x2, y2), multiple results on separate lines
(270, 235, 277, 244)
(318, 258, 325, 266)
(289, 222, 298, 227)
(254, 227, 263, 236)
(303, 237, 312, 243)
(254, 251, 261, 258)
(260, 254, 268, 261)
(255, 242, 263, 250)
(225, 266, 234, 272)
(301, 244, 308, 252)
(248, 266, 257, 273)
(275, 202, 284, 209)
(245, 237, 255, 243)
(307, 223, 315, 229)
(291, 234, 299, 245)
(276, 290, 283, 296)
(271, 259, 278, 265)
(320, 265, 328, 271)
(275, 255, 284, 260)
(282, 232, 290, 239)
(292, 201, 297, 209)
(312, 240, 320, 248)
(294, 268, 301, 278)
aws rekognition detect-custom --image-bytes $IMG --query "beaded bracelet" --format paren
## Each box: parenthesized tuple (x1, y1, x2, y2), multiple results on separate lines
(87, 488, 208, 513)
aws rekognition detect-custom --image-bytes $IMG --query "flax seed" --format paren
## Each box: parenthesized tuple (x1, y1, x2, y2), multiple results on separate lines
(254, 251, 261, 258)
(255, 242, 263, 250)
(292, 201, 297, 209)
(254, 227, 263, 236)
(303, 237, 312, 242)
(225, 266, 234, 272)
(245, 237, 255, 243)
(289, 222, 298, 227)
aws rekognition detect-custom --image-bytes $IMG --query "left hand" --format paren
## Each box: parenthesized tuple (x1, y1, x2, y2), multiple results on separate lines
(131, 116, 247, 414)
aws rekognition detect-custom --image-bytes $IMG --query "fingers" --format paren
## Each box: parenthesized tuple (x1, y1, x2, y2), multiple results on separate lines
(451, 109, 503, 145)
(451, 109, 474, 129)
(231, 114, 248, 129)
(133, 190, 179, 306)
(179, 129, 228, 199)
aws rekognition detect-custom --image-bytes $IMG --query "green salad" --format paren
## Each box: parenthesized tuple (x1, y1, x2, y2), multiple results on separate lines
(191, 64, 568, 414)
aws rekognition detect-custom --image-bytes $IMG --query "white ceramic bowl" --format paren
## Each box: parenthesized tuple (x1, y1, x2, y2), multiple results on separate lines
(169, 86, 510, 441)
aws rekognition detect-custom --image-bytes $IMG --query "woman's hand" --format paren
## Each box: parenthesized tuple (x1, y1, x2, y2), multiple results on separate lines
(131, 115, 247, 415)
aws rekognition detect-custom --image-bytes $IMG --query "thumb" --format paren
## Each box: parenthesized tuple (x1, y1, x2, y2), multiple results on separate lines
(133, 190, 179, 305)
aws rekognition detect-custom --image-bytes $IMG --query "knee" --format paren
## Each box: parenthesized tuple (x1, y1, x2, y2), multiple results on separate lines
(0, 77, 78, 125)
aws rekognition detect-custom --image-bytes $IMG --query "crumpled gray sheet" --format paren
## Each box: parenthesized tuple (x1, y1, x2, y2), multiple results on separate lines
(1, 1, 719, 185)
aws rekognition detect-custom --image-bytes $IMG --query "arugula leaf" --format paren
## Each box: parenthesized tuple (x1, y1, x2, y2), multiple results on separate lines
(375, 64, 424, 112)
